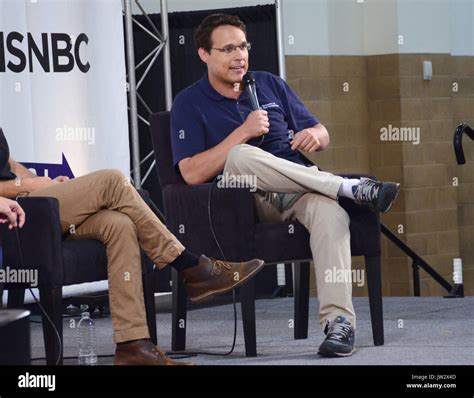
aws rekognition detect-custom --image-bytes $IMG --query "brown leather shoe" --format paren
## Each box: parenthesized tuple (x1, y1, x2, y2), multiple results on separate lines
(114, 339, 194, 365)
(181, 255, 265, 302)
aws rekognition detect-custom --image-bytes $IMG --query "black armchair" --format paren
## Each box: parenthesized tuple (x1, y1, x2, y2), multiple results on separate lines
(0, 190, 158, 365)
(150, 111, 384, 357)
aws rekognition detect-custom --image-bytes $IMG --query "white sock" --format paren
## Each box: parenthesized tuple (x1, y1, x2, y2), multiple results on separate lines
(338, 178, 360, 200)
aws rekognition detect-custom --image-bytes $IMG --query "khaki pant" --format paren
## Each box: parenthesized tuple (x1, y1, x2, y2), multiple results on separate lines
(30, 169, 185, 343)
(224, 144, 356, 329)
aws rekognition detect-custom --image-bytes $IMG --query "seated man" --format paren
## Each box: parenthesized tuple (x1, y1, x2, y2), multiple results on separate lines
(171, 14, 400, 357)
(0, 127, 264, 365)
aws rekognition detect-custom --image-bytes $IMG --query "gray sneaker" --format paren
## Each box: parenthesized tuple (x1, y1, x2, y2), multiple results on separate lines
(353, 177, 400, 213)
(318, 316, 355, 357)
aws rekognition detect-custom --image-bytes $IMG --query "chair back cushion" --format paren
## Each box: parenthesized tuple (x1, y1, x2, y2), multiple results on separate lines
(149, 111, 185, 187)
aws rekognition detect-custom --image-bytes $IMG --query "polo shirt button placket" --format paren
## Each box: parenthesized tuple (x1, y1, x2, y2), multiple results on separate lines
(236, 101, 244, 120)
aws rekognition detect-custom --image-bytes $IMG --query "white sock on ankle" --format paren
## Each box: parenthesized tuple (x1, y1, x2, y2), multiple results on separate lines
(338, 178, 360, 200)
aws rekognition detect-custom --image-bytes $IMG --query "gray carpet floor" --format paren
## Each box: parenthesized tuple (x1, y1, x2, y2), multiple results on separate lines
(29, 296, 474, 365)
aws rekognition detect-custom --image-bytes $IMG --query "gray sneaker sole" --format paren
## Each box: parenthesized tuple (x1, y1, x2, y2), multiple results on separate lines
(318, 344, 356, 357)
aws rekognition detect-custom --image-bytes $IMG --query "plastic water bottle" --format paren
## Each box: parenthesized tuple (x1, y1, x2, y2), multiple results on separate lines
(77, 312, 98, 365)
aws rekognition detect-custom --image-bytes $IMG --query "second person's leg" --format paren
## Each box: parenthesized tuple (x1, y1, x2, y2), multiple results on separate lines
(30, 169, 185, 267)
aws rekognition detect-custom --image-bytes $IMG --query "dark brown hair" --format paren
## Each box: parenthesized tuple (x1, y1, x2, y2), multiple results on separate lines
(194, 14, 247, 52)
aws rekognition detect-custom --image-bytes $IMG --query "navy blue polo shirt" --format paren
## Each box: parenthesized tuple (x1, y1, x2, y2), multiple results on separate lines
(170, 71, 319, 173)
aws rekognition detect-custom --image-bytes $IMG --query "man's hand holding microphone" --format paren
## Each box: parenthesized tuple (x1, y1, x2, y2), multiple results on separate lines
(238, 110, 270, 140)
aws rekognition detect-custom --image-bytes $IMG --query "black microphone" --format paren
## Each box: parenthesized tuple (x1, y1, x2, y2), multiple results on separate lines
(243, 72, 260, 110)
(243, 72, 265, 147)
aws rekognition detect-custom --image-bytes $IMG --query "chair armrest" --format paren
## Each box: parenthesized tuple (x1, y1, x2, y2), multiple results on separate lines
(339, 173, 381, 256)
(338, 173, 376, 179)
(1, 197, 64, 288)
(337, 174, 381, 256)
(338, 196, 381, 256)
(162, 183, 257, 261)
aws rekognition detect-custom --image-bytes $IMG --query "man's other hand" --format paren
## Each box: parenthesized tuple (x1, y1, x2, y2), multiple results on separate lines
(290, 129, 322, 152)
(240, 110, 270, 139)
(0, 197, 25, 229)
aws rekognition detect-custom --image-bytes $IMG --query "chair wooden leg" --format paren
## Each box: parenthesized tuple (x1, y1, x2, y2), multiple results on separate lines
(365, 255, 384, 346)
(7, 288, 25, 308)
(171, 268, 187, 351)
(39, 286, 63, 365)
(294, 261, 310, 340)
(240, 278, 257, 357)
(142, 273, 157, 345)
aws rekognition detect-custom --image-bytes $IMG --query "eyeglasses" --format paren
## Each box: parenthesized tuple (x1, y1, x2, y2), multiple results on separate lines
(211, 42, 252, 55)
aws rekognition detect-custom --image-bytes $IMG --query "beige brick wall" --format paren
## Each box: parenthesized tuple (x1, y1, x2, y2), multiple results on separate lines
(367, 54, 410, 297)
(398, 54, 461, 296)
(286, 55, 371, 298)
(451, 56, 474, 296)
(285, 53, 474, 298)
(287, 56, 370, 175)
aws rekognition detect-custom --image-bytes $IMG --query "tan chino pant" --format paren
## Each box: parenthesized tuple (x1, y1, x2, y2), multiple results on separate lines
(30, 169, 185, 343)
(223, 144, 356, 329)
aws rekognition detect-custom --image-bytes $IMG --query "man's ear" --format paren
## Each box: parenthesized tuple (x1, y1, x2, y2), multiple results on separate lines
(198, 48, 210, 64)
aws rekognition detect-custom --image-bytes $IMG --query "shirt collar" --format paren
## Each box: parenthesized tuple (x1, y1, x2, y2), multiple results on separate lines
(198, 72, 250, 102)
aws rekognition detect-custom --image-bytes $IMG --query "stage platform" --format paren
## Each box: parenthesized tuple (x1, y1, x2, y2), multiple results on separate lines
(28, 296, 474, 366)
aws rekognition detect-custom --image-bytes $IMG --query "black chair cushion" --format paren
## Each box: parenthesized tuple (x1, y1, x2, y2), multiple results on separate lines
(255, 212, 380, 265)
(61, 240, 108, 286)
(62, 239, 155, 287)
(255, 222, 312, 263)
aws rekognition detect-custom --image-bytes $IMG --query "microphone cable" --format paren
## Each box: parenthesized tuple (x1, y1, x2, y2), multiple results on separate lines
(165, 173, 239, 359)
